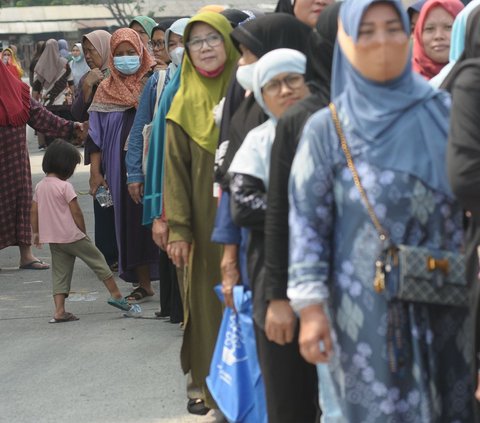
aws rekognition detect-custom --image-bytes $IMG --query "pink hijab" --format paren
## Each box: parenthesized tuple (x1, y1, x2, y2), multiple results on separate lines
(412, 0, 464, 79)
(82, 30, 111, 71)
(90, 28, 155, 111)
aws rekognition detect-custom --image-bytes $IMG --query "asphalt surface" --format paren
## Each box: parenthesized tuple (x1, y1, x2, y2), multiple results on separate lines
(0, 125, 209, 423)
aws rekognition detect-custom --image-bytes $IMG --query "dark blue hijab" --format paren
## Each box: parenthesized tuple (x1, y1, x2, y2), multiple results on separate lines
(332, 0, 453, 197)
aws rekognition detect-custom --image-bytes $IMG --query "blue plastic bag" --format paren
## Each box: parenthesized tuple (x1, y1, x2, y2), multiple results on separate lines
(207, 285, 268, 423)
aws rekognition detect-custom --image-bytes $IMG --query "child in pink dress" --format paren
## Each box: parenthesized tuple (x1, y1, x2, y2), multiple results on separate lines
(31, 140, 141, 323)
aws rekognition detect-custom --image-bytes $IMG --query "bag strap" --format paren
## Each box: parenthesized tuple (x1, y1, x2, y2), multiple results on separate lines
(153, 69, 166, 118)
(329, 102, 389, 244)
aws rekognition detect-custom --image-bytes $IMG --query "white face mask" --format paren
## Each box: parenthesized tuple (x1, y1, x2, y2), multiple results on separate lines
(2, 55, 9, 64)
(169, 46, 184, 67)
(236, 62, 256, 91)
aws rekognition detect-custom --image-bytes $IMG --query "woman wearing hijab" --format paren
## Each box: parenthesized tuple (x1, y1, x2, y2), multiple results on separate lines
(412, 0, 464, 79)
(70, 43, 90, 89)
(125, 17, 189, 311)
(87, 28, 159, 295)
(431, 0, 480, 87)
(33, 39, 74, 147)
(1, 47, 24, 79)
(57, 39, 70, 59)
(0, 60, 83, 270)
(29, 41, 45, 87)
(151, 19, 176, 70)
(274, 0, 335, 27)
(129, 16, 157, 50)
(228, 48, 314, 423)
(260, 3, 341, 421)
(163, 12, 238, 420)
(71, 30, 117, 271)
(288, 0, 473, 421)
(213, 13, 310, 308)
(446, 3, 480, 416)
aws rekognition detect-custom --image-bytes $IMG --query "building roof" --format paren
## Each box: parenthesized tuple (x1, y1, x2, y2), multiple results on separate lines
(0, 1, 277, 35)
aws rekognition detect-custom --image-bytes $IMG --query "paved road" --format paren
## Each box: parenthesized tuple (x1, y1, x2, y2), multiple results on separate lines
(0, 126, 208, 423)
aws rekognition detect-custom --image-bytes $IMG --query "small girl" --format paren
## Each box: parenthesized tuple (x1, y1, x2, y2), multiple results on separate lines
(31, 140, 141, 323)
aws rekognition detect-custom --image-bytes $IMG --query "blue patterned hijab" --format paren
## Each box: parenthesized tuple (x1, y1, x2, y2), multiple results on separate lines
(332, 0, 453, 197)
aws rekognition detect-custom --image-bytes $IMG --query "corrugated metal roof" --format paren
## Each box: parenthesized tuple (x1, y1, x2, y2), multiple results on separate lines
(0, 2, 277, 35)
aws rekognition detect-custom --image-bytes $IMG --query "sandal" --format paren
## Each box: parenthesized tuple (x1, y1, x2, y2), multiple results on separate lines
(187, 398, 210, 416)
(19, 260, 50, 270)
(49, 312, 79, 323)
(125, 287, 154, 303)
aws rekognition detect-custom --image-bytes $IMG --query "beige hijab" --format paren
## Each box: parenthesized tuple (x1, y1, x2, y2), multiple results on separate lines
(83, 30, 112, 71)
(33, 39, 67, 86)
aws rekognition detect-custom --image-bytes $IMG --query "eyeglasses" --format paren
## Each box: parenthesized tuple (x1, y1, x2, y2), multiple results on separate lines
(150, 40, 166, 50)
(262, 74, 305, 97)
(187, 33, 223, 52)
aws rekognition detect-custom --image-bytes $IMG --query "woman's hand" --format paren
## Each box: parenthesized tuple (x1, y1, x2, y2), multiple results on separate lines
(298, 304, 333, 364)
(220, 245, 240, 309)
(89, 172, 107, 196)
(265, 300, 297, 345)
(152, 218, 169, 251)
(128, 182, 144, 204)
(167, 241, 191, 268)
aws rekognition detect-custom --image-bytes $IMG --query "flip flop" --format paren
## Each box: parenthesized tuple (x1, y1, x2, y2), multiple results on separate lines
(48, 312, 79, 324)
(125, 287, 154, 304)
(19, 260, 50, 270)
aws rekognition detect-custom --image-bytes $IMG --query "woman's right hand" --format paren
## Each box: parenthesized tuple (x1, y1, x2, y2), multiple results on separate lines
(89, 172, 107, 196)
(220, 245, 240, 309)
(167, 241, 191, 268)
(299, 304, 333, 364)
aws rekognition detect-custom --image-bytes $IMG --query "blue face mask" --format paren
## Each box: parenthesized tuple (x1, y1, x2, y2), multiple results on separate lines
(72, 55, 83, 62)
(113, 55, 141, 75)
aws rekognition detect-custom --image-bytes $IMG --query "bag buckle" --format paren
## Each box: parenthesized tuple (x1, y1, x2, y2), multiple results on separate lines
(427, 257, 449, 276)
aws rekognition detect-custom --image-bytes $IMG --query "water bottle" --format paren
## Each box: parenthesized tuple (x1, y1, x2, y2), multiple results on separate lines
(95, 186, 113, 208)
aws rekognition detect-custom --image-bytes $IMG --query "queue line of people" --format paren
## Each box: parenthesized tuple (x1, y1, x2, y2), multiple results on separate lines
(3, 0, 480, 422)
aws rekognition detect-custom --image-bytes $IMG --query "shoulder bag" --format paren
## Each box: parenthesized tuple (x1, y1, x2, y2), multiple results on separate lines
(329, 102, 468, 307)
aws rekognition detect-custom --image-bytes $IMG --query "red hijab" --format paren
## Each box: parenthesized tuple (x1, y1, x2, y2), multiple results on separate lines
(0, 60, 30, 127)
(90, 28, 155, 110)
(412, 0, 464, 79)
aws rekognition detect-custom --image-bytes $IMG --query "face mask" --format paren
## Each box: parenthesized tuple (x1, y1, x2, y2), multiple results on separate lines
(338, 23, 409, 83)
(72, 55, 83, 62)
(2, 56, 9, 64)
(170, 47, 184, 67)
(113, 55, 141, 75)
(236, 62, 256, 91)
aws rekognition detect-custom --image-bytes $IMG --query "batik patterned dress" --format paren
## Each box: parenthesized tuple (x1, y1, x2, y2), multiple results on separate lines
(0, 99, 72, 250)
(288, 101, 473, 423)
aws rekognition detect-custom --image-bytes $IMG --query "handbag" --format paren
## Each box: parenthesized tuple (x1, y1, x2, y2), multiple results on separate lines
(206, 285, 268, 423)
(142, 70, 166, 174)
(329, 102, 468, 307)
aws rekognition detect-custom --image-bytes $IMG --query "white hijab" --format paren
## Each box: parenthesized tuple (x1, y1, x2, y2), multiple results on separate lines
(229, 48, 306, 187)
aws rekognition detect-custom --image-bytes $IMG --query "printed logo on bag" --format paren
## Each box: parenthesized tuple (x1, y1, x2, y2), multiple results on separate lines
(222, 314, 248, 366)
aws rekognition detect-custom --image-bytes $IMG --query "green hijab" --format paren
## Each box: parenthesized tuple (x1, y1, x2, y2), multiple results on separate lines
(130, 16, 157, 39)
(167, 12, 239, 154)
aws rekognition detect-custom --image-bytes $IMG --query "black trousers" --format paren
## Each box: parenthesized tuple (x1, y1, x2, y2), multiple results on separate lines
(158, 249, 183, 323)
(93, 198, 118, 266)
(254, 321, 320, 423)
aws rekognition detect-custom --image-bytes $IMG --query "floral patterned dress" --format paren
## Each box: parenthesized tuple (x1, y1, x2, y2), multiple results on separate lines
(288, 102, 473, 423)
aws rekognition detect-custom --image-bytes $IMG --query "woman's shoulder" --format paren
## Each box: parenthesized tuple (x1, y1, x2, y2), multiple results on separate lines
(451, 59, 480, 91)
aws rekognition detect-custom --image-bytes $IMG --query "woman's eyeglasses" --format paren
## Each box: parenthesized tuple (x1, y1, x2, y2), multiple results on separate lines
(150, 40, 166, 50)
(262, 74, 305, 97)
(186, 33, 223, 52)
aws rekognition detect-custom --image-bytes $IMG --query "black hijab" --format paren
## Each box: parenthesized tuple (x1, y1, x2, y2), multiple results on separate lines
(152, 18, 178, 37)
(306, 1, 342, 100)
(441, 4, 480, 92)
(274, 0, 294, 14)
(230, 13, 311, 57)
(221, 9, 251, 27)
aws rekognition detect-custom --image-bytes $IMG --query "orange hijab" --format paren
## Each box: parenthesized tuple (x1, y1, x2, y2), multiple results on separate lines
(412, 0, 464, 79)
(89, 28, 155, 112)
